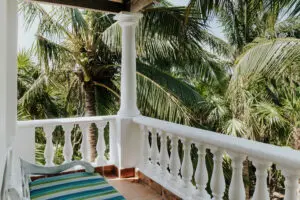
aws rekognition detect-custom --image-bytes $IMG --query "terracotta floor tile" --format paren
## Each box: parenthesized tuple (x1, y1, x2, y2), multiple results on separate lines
(108, 178, 162, 200)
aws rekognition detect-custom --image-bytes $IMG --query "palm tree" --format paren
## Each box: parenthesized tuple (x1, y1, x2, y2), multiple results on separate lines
(184, 1, 300, 198)
(17, 49, 62, 120)
(19, 1, 230, 161)
(186, 0, 300, 53)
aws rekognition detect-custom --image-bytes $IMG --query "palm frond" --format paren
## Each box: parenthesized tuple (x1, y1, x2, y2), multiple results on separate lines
(222, 117, 248, 137)
(36, 35, 73, 72)
(19, 1, 70, 39)
(233, 38, 300, 82)
(254, 102, 287, 128)
(137, 63, 203, 108)
(136, 72, 194, 125)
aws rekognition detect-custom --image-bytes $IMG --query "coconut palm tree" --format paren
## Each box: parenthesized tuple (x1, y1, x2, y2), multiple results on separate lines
(184, 1, 300, 198)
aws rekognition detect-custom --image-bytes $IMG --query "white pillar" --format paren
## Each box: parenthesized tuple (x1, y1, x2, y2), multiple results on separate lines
(113, 13, 143, 171)
(0, 0, 18, 188)
(114, 12, 142, 117)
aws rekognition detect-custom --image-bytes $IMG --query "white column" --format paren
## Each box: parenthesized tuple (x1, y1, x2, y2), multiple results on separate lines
(113, 13, 143, 171)
(0, 0, 18, 185)
(114, 12, 142, 117)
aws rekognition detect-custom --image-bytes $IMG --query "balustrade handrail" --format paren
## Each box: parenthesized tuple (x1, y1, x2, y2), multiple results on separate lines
(133, 115, 300, 169)
(17, 115, 117, 128)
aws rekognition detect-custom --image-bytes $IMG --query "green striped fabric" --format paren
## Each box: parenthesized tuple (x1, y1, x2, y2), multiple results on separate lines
(29, 172, 125, 200)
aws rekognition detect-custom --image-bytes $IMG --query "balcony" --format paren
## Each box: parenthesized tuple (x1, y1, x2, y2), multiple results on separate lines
(2, 0, 300, 199)
(12, 115, 300, 199)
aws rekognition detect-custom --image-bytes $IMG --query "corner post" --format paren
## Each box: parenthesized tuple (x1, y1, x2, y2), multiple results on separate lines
(114, 13, 142, 176)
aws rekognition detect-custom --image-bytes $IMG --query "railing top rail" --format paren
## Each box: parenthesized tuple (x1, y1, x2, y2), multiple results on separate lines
(17, 115, 117, 128)
(133, 115, 300, 169)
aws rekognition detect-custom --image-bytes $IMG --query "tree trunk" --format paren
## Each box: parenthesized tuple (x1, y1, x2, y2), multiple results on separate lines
(293, 127, 300, 150)
(84, 82, 97, 161)
(243, 158, 250, 200)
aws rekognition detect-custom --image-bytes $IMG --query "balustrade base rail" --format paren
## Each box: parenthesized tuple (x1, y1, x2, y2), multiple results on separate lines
(138, 167, 195, 200)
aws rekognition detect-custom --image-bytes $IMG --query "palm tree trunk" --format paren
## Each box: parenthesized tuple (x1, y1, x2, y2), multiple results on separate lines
(84, 82, 97, 161)
(293, 127, 300, 150)
(243, 158, 250, 200)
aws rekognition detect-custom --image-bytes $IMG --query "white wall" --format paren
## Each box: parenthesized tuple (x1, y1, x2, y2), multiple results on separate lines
(0, 0, 18, 188)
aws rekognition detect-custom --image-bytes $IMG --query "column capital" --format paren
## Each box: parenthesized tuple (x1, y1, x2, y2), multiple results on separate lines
(114, 12, 143, 26)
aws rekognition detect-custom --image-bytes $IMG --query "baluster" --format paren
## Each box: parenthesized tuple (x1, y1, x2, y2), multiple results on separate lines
(158, 130, 168, 176)
(281, 169, 300, 200)
(210, 148, 226, 200)
(169, 135, 181, 182)
(228, 152, 246, 200)
(251, 159, 271, 200)
(149, 127, 159, 170)
(108, 120, 117, 164)
(62, 124, 74, 163)
(95, 121, 108, 166)
(78, 123, 90, 162)
(194, 143, 209, 199)
(181, 138, 193, 189)
(43, 126, 55, 167)
(139, 125, 150, 169)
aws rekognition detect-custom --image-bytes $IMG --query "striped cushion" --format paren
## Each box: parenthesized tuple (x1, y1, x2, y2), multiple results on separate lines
(29, 172, 125, 200)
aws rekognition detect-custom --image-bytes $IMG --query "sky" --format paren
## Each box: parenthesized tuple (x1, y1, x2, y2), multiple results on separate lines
(18, 0, 225, 50)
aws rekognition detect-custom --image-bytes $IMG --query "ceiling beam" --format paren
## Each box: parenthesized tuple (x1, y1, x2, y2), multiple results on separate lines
(31, 0, 153, 13)
(32, 0, 130, 13)
(130, 0, 152, 12)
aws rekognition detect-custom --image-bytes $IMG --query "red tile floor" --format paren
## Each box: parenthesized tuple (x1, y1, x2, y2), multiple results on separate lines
(108, 178, 162, 200)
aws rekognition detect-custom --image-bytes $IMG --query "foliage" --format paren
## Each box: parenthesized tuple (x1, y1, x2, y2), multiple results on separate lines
(18, 0, 300, 199)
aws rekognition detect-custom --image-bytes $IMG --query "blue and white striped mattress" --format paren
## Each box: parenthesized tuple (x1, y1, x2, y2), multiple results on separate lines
(29, 172, 125, 200)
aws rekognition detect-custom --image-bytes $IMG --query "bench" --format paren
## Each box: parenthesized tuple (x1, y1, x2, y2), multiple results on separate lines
(2, 150, 124, 200)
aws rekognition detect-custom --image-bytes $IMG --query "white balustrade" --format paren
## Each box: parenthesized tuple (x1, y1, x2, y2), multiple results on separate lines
(194, 143, 209, 199)
(17, 116, 116, 168)
(228, 152, 246, 200)
(149, 127, 159, 171)
(251, 158, 271, 200)
(62, 124, 74, 163)
(78, 123, 90, 162)
(158, 130, 168, 176)
(181, 138, 193, 189)
(169, 135, 181, 182)
(139, 125, 150, 169)
(210, 148, 226, 200)
(16, 114, 300, 200)
(95, 121, 108, 165)
(281, 169, 300, 200)
(43, 126, 55, 167)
